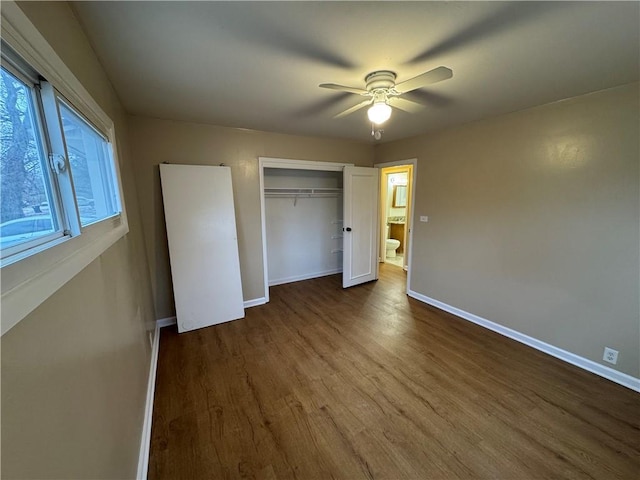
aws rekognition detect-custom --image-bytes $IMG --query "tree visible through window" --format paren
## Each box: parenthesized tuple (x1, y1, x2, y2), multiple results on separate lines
(0, 66, 57, 250)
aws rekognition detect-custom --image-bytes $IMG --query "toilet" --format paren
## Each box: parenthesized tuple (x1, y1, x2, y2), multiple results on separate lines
(385, 224, 401, 258)
(385, 238, 400, 258)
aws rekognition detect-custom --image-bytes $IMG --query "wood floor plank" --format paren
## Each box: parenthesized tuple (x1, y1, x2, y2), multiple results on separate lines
(149, 264, 640, 479)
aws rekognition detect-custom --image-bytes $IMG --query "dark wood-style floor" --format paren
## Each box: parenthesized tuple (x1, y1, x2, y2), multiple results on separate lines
(149, 264, 640, 479)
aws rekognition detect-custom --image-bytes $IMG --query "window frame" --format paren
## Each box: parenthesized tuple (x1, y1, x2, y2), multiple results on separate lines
(1, 1, 129, 336)
(55, 95, 123, 228)
(0, 61, 69, 257)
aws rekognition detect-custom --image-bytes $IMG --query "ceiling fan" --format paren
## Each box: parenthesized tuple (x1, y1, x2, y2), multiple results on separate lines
(319, 66, 453, 125)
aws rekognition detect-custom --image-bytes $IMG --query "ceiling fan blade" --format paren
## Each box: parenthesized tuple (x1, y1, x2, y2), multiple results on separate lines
(394, 67, 453, 94)
(320, 83, 368, 95)
(334, 99, 372, 118)
(389, 97, 424, 114)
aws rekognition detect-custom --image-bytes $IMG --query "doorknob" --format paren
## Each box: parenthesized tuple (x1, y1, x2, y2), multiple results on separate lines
(345, 227, 352, 232)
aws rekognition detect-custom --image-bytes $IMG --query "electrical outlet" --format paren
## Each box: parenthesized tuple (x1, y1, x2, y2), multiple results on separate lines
(420, 216, 429, 222)
(603, 347, 618, 365)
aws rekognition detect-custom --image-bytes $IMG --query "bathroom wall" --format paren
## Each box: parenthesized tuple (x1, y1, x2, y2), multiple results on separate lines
(374, 83, 640, 378)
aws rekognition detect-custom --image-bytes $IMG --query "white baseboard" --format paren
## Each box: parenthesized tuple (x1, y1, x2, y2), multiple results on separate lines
(156, 316, 176, 328)
(407, 289, 640, 393)
(269, 268, 342, 287)
(155, 297, 266, 330)
(137, 322, 161, 479)
(244, 297, 267, 308)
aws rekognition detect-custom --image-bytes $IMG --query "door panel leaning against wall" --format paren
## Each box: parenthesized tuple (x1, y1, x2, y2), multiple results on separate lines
(159, 164, 244, 333)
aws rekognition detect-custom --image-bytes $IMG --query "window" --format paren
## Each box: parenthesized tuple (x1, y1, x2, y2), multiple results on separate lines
(1, 0, 129, 336)
(0, 65, 62, 256)
(0, 45, 121, 262)
(58, 100, 120, 226)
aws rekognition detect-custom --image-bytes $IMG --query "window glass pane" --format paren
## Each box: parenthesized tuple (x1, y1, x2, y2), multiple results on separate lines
(0, 67, 58, 251)
(58, 101, 119, 226)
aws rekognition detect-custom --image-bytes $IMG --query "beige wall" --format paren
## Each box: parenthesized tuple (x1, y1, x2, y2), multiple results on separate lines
(128, 116, 373, 319)
(2, 2, 156, 478)
(375, 83, 640, 377)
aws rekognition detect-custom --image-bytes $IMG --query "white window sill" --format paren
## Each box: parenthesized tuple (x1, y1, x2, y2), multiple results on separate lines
(1, 217, 128, 335)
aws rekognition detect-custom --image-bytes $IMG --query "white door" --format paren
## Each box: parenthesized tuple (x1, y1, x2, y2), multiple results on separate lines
(159, 164, 245, 333)
(343, 166, 379, 288)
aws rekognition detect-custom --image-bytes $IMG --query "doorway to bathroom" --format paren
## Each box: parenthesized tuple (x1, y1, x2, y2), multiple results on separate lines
(375, 159, 416, 291)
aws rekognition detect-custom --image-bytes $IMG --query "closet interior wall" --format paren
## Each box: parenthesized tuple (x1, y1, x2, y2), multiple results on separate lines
(264, 168, 343, 286)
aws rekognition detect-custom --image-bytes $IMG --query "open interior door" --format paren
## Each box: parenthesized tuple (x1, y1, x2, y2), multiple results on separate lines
(160, 164, 245, 333)
(343, 166, 379, 288)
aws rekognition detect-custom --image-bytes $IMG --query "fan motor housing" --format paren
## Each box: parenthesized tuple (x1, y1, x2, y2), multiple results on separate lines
(365, 70, 397, 92)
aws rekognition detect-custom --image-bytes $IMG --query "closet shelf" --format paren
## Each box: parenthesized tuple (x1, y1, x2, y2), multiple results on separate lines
(264, 187, 342, 198)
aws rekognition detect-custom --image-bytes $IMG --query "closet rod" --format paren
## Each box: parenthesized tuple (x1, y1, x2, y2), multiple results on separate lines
(264, 187, 342, 195)
(264, 193, 340, 197)
(264, 188, 343, 207)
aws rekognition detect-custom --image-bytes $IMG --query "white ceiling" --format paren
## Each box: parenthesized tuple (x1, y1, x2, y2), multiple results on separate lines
(72, 1, 639, 143)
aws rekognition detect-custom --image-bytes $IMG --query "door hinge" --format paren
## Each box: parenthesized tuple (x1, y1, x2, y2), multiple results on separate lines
(48, 153, 67, 174)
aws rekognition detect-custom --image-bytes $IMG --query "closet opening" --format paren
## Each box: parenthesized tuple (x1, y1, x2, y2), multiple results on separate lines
(258, 157, 353, 302)
(264, 168, 343, 287)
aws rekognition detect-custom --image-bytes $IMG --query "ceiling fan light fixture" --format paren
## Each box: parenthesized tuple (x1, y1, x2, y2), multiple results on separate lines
(367, 101, 392, 125)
